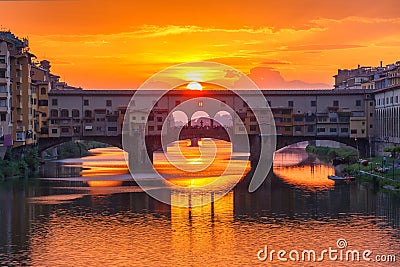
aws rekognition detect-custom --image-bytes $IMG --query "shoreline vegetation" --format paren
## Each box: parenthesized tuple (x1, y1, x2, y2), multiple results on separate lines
(1, 141, 110, 181)
(0, 147, 39, 180)
(306, 145, 400, 191)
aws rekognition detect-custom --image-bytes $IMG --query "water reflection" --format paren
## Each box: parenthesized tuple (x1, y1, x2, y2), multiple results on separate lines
(0, 142, 399, 266)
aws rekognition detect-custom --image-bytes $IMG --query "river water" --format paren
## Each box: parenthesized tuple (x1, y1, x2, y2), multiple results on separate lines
(0, 141, 399, 266)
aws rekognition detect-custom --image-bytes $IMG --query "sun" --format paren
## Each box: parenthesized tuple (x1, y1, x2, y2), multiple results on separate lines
(186, 81, 203, 91)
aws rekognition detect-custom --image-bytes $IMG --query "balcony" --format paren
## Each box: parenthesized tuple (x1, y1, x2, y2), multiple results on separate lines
(0, 91, 7, 98)
(0, 63, 6, 69)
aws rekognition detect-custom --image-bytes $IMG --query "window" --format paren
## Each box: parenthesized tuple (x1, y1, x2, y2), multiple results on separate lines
(370, 112, 373, 117)
(250, 117, 257, 122)
(52, 99, 58, 106)
(307, 126, 314, 132)
(0, 85, 6, 92)
(51, 129, 58, 134)
(295, 126, 301, 132)
(148, 126, 154, 131)
(356, 100, 361, 106)
(157, 117, 163, 122)
(61, 109, 69, 117)
(396, 96, 399, 103)
(72, 109, 80, 118)
(198, 101, 203, 107)
(361, 129, 365, 134)
(106, 100, 112, 106)
(42, 112, 47, 117)
(311, 100, 316, 107)
(288, 101, 294, 107)
(333, 100, 339, 107)
(84, 110, 92, 118)
(84, 99, 89, 106)
(61, 127, 70, 133)
(284, 127, 291, 132)
(330, 128, 337, 132)
(16, 132, 25, 142)
(157, 125, 162, 131)
(38, 100, 48, 106)
(317, 128, 326, 133)
(250, 125, 257, 131)
(40, 87, 46, 95)
(294, 116, 303, 122)
(340, 128, 349, 133)
(50, 109, 58, 117)
(369, 101, 373, 106)
(390, 97, 393, 104)
(0, 99, 6, 107)
(351, 129, 357, 134)
(107, 116, 118, 122)
(370, 124, 373, 129)
(107, 127, 117, 131)
(0, 113, 6, 121)
(330, 118, 337, 122)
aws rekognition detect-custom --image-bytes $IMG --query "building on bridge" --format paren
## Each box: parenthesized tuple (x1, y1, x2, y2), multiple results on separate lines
(46, 89, 375, 150)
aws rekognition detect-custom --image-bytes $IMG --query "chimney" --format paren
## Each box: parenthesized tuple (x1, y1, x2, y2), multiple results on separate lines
(380, 61, 383, 68)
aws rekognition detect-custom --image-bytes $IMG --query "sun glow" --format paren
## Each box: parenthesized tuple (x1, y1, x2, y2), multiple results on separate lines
(186, 81, 203, 91)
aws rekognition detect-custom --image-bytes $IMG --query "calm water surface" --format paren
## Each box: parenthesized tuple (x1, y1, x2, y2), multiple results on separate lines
(0, 141, 399, 266)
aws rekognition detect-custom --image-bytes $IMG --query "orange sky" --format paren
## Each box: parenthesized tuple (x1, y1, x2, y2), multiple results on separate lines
(0, 0, 399, 89)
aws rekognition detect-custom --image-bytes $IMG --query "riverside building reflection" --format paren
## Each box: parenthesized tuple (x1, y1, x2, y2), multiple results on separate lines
(0, 141, 399, 266)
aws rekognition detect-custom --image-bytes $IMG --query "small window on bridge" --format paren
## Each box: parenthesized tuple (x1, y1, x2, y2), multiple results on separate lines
(356, 100, 362, 106)
(52, 99, 58, 106)
(106, 100, 112, 106)
(333, 100, 339, 107)
(311, 100, 316, 107)
(288, 101, 293, 107)
(72, 109, 80, 118)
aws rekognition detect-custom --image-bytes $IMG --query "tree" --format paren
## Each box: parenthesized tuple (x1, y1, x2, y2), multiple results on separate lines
(383, 146, 400, 158)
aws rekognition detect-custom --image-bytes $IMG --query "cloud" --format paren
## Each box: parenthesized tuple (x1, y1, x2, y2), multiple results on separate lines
(247, 67, 331, 89)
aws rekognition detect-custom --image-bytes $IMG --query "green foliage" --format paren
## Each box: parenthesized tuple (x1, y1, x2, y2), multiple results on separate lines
(23, 147, 39, 174)
(306, 145, 358, 163)
(383, 145, 400, 158)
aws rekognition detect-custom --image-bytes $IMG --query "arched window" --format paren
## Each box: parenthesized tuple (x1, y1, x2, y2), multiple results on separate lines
(61, 109, 69, 117)
(72, 109, 80, 118)
(40, 87, 46, 95)
(50, 109, 58, 117)
(84, 110, 92, 118)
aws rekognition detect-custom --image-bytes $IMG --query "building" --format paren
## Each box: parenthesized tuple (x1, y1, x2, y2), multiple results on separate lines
(0, 31, 32, 149)
(47, 89, 374, 143)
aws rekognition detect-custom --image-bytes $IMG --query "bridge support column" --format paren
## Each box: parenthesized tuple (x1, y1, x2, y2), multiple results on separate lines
(127, 133, 154, 173)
